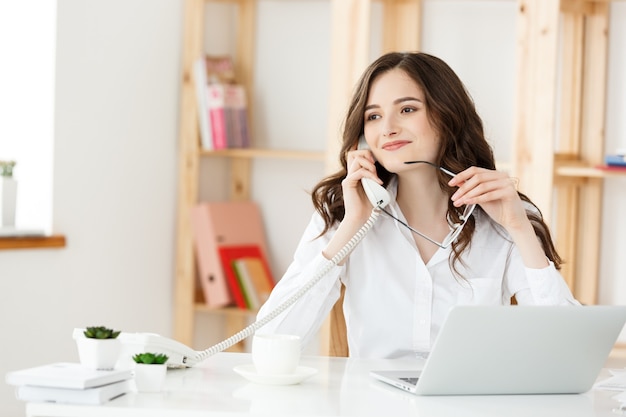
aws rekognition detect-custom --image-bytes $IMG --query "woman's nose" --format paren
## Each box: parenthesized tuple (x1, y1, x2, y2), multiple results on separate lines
(382, 114, 400, 137)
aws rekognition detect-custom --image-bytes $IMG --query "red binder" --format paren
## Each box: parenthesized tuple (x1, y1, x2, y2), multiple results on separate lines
(190, 201, 271, 308)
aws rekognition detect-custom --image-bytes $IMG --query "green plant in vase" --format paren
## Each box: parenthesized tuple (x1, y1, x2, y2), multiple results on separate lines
(132, 352, 169, 365)
(76, 326, 122, 370)
(84, 326, 121, 339)
(133, 352, 169, 392)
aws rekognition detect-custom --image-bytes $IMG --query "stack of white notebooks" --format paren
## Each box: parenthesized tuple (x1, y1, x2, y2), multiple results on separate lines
(5, 362, 132, 405)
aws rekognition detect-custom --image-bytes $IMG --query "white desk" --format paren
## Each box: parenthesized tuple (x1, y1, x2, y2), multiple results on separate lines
(25, 352, 625, 417)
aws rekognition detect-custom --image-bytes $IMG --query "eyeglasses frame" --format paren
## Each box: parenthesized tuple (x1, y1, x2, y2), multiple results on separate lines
(380, 160, 476, 249)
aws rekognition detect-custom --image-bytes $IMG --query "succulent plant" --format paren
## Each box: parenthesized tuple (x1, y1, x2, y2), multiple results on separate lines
(83, 326, 121, 339)
(0, 160, 16, 177)
(132, 352, 169, 365)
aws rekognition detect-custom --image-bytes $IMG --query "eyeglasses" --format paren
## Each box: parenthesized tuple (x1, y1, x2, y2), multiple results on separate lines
(380, 160, 476, 249)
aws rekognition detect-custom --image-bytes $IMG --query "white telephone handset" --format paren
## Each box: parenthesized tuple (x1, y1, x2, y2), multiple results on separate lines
(358, 135, 391, 208)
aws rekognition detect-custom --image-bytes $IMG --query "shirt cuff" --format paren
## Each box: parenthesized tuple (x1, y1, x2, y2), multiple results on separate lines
(524, 261, 563, 304)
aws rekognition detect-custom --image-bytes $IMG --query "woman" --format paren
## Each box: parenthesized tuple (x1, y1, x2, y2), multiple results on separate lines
(257, 52, 578, 359)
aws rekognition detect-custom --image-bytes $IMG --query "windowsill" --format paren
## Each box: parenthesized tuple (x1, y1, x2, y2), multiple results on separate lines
(0, 235, 66, 250)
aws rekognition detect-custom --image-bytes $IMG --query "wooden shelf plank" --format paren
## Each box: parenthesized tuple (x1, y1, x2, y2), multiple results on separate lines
(194, 304, 257, 316)
(556, 165, 626, 178)
(0, 235, 66, 250)
(200, 148, 326, 161)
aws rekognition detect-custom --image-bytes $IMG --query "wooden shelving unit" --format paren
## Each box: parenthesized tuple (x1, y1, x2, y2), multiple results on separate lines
(173, 0, 328, 350)
(512, 0, 625, 305)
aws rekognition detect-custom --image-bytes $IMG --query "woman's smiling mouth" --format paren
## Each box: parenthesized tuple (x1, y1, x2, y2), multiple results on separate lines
(382, 140, 411, 151)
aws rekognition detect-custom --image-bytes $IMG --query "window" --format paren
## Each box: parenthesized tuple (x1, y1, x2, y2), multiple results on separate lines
(0, 1, 57, 233)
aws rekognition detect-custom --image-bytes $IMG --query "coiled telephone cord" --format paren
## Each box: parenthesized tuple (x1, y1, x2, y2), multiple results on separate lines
(191, 207, 382, 364)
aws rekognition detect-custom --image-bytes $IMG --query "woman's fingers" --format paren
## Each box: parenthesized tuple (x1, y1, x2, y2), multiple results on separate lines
(449, 168, 516, 206)
(346, 149, 382, 184)
(452, 176, 515, 206)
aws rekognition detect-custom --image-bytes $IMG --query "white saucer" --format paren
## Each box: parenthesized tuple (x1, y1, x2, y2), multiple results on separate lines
(233, 364, 318, 385)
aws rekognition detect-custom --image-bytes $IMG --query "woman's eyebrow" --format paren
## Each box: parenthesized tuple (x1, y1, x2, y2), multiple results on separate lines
(394, 96, 422, 105)
(364, 96, 423, 111)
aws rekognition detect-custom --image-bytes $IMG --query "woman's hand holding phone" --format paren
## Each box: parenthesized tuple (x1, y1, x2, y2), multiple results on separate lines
(322, 140, 387, 262)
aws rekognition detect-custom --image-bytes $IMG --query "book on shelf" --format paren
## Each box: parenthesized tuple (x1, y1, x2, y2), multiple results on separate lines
(206, 83, 228, 150)
(14, 379, 130, 405)
(189, 201, 272, 308)
(193, 57, 213, 150)
(193, 55, 239, 150)
(224, 84, 251, 148)
(5, 362, 132, 390)
(232, 254, 275, 310)
(203, 55, 235, 84)
(605, 154, 626, 167)
(218, 245, 275, 310)
(596, 164, 626, 172)
(206, 83, 251, 150)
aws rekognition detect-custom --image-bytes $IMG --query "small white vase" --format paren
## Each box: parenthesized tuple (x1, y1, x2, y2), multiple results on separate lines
(134, 363, 167, 393)
(0, 177, 17, 227)
(76, 337, 121, 370)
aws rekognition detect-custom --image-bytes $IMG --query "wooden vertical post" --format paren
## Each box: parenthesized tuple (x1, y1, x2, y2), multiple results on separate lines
(574, 1, 609, 304)
(325, 0, 372, 173)
(512, 0, 561, 223)
(554, 178, 580, 290)
(322, 0, 372, 356)
(554, 3, 585, 291)
(218, 0, 256, 352)
(173, 0, 205, 346)
(230, 158, 251, 201)
(230, 0, 256, 203)
(381, 0, 422, 53)
(235, 0, 256, 125)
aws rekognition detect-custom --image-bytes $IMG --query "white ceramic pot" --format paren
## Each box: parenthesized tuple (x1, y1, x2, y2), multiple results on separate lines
(134, 363, 167, 393)
(0, 177, 17, 227)
(76, 337, 121, 370)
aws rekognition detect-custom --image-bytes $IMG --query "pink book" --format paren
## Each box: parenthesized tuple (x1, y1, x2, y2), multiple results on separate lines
(224, 85, 248, 148)
(206, 84, 227, 149)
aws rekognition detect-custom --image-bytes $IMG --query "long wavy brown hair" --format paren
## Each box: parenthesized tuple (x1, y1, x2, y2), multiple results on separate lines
(311, 52, 562, 272)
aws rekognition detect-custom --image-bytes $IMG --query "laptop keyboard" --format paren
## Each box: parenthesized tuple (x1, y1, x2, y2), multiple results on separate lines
(400, 377, 419, 386)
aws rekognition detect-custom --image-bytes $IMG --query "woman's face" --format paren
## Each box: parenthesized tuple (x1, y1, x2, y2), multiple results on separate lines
(362, 68, 440, 174)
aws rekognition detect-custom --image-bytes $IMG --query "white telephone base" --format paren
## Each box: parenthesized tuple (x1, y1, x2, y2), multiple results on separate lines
(73, 328, 201, 368)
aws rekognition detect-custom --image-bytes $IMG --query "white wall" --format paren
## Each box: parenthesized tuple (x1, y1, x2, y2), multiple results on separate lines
(600, 3, 626, 313)
(1, 1, 625, 415)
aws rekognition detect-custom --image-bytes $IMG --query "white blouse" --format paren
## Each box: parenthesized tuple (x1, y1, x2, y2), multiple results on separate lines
(256, 182, 579, 359)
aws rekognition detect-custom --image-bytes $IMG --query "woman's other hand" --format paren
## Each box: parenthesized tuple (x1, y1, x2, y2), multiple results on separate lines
(448, 167, 528, 234)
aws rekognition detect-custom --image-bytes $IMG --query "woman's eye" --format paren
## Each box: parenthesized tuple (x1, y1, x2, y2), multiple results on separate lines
(401, 107, 416, 114)
(366, 113, 380, 121)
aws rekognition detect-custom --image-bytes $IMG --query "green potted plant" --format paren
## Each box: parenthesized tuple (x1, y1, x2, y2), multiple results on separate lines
(132, 352, 169, 392)
(75, 326, 122, 370)
(0, 160, 17, 227)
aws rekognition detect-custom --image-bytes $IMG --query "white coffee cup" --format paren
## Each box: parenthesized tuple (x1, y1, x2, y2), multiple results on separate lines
(252, 333, 301, 375)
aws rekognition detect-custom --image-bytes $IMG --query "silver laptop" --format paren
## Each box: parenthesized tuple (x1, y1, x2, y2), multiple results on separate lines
(370, 305, 626, 395)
